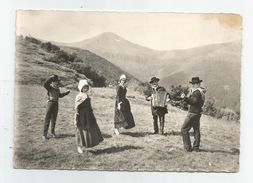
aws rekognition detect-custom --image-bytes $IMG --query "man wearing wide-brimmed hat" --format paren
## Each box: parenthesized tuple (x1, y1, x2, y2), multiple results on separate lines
(180, 77, 206, 152)
(42, 75, 70, 140)
(146, 77, 170, 135)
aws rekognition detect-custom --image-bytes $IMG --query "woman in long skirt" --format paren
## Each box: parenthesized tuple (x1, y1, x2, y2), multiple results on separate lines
(114, 74, 135, 135)
(74, 79, 103, 154)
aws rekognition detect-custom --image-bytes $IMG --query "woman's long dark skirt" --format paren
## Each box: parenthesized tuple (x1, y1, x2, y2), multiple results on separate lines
(76, 110, 103, 148)
(114, 99, 135, 129)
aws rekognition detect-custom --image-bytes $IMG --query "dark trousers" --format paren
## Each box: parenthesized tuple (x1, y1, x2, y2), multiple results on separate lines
(153, 115, 165, 134)
(43, 101, 58, 136)
(181, 113, 201, 151)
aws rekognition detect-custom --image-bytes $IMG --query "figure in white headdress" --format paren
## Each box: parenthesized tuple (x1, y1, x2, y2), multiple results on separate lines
(74, 79, 103, 153)
(114, 74, 135, 135)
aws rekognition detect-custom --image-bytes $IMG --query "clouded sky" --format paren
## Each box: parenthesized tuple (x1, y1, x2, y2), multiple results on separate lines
(16, 11, 242, 50)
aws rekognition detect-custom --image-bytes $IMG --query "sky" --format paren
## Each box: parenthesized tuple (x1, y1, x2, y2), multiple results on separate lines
(16, 11, 242, 50)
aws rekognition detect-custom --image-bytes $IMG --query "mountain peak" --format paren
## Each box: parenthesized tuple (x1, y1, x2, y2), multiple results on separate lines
(95, 32, 124, 42)
(66, 31, 156, 55)
(99, 32, 120, 37)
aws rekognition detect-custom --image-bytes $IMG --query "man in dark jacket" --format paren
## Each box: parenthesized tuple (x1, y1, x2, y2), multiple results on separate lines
(146, 77, 170, 135)
(180, 77, 206, 152)
(42, 75, 70, 140)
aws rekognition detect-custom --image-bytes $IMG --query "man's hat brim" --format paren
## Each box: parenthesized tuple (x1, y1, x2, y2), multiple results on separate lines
(189, 80, 202, 84)
(149, 78, 160, 84)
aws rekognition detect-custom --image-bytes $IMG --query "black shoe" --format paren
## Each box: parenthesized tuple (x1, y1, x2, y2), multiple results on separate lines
(193, 148, 200, 152)
(153, 131, 158, 134)
(49, 132, 57, 138)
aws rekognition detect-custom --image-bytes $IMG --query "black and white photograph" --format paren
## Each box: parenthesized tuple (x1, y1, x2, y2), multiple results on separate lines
(14, 10, 242, 172)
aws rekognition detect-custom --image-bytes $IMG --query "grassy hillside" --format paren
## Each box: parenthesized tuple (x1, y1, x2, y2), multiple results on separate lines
(16, 36, 142, 89)
(60, 46, 142, 89)
(14, 85, 239, 171)
(15, 37, 87, 88)
(159, 42, 241, 112)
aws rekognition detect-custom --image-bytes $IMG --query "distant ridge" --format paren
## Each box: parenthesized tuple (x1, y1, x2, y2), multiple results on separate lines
(56, 32, 241, 111)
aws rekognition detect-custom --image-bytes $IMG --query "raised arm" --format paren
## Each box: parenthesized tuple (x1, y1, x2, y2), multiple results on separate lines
(43, 76, 54, 91)
(59, 90, 70, 98)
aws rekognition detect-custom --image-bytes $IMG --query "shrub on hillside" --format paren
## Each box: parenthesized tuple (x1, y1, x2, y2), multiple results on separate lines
(43, 55, 62, 64)
(40, 42, 60, 52)
(56, 49, 70, 62)
(42, 47, 76, 64)
(169, 85, 189, 110)
(203, 100, 239, 121)
(203, 100, 217, 116)
(168, 85, 240, 121)
(17, 35, 24, 41)
(215, 107, 240, 121)
(138, 82, 152, 96)
(70, 63, 106, 87)
(68, 53, 77, 62)
(73, 57, 83, 62)
(25, 36, 41, 45)
(170, 85, 189, 101)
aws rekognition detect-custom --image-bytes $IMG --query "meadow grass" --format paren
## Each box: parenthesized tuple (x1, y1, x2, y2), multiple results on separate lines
(14, 85, 239, 172)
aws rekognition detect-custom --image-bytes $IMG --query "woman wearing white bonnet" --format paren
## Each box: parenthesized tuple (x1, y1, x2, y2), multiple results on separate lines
(114, 74, 135, 135)
(119, 74, 127, 81)
(74, 79, 103, 154)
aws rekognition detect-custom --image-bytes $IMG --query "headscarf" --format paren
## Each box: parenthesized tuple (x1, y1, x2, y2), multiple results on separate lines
(75, 79, 89, 111)
(119, 74, 127, 87)
(120, 74, 127, 81)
